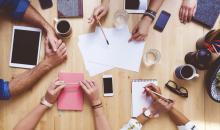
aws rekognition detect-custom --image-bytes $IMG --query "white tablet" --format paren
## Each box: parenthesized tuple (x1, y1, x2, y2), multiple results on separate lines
(9, 26, 42, 69)
(124, 0, 148, 14)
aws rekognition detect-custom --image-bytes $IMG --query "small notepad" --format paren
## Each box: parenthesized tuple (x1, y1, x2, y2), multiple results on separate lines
(57, 72, 84, 111)
(131, 79, 158, 117)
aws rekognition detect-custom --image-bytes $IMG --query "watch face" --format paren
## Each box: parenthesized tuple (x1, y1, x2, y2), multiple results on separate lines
(144, 109, 151, 117)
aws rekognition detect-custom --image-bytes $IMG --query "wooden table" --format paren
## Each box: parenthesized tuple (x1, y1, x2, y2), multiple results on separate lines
(0, 0, 220, 130)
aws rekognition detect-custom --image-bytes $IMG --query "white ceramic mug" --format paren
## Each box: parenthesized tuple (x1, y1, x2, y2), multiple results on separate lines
(175, 64, 199, 80)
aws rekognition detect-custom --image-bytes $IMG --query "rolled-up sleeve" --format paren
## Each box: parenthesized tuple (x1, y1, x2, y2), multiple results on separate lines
(10, 0, 30, 20)
(178, 121, 198, 130)
(0, 79, 11, 100)
(120, 118, 142, 130)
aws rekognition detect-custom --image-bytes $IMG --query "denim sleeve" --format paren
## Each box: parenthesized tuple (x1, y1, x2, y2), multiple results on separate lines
(9, 0, 30, 20)
(0, 79, 11, 100)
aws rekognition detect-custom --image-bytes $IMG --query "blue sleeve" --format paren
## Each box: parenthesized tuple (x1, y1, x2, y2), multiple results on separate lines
(0, 79, 11, 100)
(9, 0, 30, 20)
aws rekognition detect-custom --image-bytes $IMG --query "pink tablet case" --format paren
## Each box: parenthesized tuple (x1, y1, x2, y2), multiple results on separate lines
(58, 72, 84, 111)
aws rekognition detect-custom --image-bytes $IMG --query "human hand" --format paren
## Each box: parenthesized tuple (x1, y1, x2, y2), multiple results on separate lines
(144, 84, 174, 115)
(43, 38, 67, 69)
(88, 2, 109, 24)
(45, 80, 65, 104)
(129, 16, 153, 41)
(179, 0, 197, 23)
(80, 80, 101, 106)
(46, 27, 59, 52)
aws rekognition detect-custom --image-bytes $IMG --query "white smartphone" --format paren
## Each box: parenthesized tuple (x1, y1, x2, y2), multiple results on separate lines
(103, 75, 113, 96)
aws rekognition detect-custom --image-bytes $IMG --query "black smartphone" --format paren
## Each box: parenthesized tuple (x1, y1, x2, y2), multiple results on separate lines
(103, 75, 113, 96)
(154, 10, 171, 32)
(39, 0, 53, 9)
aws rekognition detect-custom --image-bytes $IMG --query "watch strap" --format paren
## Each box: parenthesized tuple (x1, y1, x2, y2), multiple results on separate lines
(143, 9, 157, 21)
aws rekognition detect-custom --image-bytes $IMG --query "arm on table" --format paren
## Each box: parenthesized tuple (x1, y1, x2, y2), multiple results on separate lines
(14, 80, 65, 130)
(130, 0, 165, 41)
(23, 4, 59, 51)
(9, 39, 67, 97)
(80, 80, 112, 130)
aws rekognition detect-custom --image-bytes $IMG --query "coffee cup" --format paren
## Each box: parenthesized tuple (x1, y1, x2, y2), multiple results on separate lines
(54, 19, 72, 39)
(175, 64, 199, 80)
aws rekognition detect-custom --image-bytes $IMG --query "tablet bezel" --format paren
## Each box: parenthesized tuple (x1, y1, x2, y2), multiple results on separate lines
(124, 0, 148, 14)
(9, 26, 42, 69)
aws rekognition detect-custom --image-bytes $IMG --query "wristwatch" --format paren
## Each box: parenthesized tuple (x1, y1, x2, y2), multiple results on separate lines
(40, 98, 53, 108)
(143, 109, 154, 118)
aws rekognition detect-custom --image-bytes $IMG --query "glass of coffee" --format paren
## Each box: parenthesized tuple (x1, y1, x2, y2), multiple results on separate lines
(55, 19, 72, 39)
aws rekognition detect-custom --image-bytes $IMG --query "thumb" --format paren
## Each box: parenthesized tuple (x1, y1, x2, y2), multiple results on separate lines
(54, 85, 65, 94)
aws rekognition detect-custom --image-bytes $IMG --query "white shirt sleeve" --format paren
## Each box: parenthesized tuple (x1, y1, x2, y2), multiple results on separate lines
(177, 121, 198, 130)
(120, 118, 142, 130)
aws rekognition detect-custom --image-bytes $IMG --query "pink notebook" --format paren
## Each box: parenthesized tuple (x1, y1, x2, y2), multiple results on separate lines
(58, 72, 84, 111)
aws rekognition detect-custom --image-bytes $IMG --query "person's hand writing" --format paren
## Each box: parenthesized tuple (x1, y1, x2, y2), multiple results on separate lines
(179, 0, 197, 23)
(129, 16, 153, 42)
(43, 38, 67, 69)
(144, 84, 174, 115)
(88, 2, 109, 24)
(80, 80, 101, 106)
(45, 80, 65, 104)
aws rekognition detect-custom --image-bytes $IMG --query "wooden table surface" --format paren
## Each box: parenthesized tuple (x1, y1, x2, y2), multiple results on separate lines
(0, 0, 220, 130)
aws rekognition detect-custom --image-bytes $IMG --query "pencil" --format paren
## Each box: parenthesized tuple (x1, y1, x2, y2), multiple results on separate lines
(57, 82, 79, 86)
(212, 44, 220, 56)
(96, 18, 110, 45)
(144, 87, 173, 102)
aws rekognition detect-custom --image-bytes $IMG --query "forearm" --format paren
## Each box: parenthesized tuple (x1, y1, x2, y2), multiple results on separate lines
(23, 4, 52, 32)
(14, 104, 48, 130)
(168, 108, 190, 126)
(93, 107, 111, 130)
(148, 0, 164, 12)
(9, 60, 52, 97)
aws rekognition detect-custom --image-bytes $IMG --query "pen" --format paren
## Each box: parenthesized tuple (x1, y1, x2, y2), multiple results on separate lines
(56, 81, 80, 86)
(96, 18, 110, 45)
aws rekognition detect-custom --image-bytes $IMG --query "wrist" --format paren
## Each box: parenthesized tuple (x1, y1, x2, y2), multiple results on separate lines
(142, 16, 154, 24)
(91, 99, 102, 106)
(103, 0, 110, 5)
(41, 60, 54, 70)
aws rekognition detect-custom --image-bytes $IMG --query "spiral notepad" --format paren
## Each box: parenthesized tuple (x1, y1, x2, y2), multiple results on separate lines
(131, 79, 158, 117)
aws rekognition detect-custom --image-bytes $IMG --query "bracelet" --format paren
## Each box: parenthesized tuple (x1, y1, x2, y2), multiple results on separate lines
(40, 98, 53, 108)
(92, 102, 103, 109)
(143, 9, 157, 21)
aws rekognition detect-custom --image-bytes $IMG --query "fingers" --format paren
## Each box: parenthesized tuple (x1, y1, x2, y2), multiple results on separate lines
(81, 80, 92, 90)
(54, 85, 65, 94)
(44, 38, 50, 53)
(188, 8, 193, 22)
(50, 40, 58, 52)
(179, 6, 183, 22)
(146, 88, 159, 101)
(80, 81, 90, 94)
(94, 7, 104, 20)
(97, 11, 106, 21)
(183, 8, 188, 23)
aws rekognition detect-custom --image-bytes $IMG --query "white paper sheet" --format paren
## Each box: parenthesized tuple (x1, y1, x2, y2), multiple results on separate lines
(77, 26, 145, 76)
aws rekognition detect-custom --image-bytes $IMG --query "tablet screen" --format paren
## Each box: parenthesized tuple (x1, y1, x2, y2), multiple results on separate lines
(125, 0, 147, 11)
(11, 29, 40, 66)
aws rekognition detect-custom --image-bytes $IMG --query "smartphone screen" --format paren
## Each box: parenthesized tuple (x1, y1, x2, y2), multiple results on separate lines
(39, 0, 53, 9)
(103, 75, 113, 96)
(154, 10, 171, 32)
